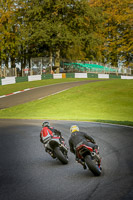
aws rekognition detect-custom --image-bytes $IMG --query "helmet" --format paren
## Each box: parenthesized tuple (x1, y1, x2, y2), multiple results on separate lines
(70, 125, 79, 133)
(42, 121, 50, 127)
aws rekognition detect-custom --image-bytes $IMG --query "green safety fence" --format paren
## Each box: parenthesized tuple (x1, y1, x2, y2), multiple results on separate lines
(0, 72, 123, 86)
(16, 76, 28, 83)
(87, 73, 98, 78)
(0, 77, 5, 85)
(41, 74, 53, 79)
(109, 74, 121, 79)
(63, 63, 118, 73)
(66, 73, 75, 78)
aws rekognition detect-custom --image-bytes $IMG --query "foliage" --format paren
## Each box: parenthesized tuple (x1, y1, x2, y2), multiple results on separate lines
(21, 0, 104, 62)
(0, 0, 132, 68)
(90, 0, 133, 67)
(0, 0, 25, 67)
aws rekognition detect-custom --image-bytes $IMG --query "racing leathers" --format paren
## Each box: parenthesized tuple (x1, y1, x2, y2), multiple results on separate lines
(40, 126, 65, 150)
(69, 131, 97, 154)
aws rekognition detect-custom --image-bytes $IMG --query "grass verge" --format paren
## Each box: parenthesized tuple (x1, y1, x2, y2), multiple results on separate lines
(0, 78, 94, 96)
(0, 79, 133, 127)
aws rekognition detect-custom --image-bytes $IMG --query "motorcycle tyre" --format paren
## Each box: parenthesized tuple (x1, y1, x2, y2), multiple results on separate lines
(85, 155, 101, 176)
(54, 147, 68, 164)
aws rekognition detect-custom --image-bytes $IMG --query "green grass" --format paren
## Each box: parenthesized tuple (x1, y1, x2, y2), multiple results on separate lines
(0, 78, 92, 96)
(0, 79, 133, 126)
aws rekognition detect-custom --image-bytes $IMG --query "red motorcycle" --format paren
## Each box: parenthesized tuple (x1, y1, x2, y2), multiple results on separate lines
(75, 141, 102, 176)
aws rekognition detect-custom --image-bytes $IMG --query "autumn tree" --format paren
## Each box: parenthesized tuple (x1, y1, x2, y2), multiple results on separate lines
(90, 0, 133, 67)
(0, 0, 26, 68)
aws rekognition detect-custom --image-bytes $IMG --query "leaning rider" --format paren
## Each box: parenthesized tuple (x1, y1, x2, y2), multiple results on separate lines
(69, 125, 100, 169)
(40, 121, 65, 151)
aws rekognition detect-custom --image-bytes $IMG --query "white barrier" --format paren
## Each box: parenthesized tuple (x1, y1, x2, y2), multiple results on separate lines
(53, 74, 62, 79)
(121, 76, 133, 79)
(75, 73, 87, 78)
(28, 75, 41, 81)
(1, 73, 133, 86)
(98, 74, 109, 79)
(1, 77, 16, 85)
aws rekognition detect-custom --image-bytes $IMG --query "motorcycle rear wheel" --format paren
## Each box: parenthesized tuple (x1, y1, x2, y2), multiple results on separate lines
(54, 147, 68, 164)
(85, 155, 101, 176)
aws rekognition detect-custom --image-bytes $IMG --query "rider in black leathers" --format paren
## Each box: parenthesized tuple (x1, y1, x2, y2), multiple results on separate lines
(69, 125, 99, 169)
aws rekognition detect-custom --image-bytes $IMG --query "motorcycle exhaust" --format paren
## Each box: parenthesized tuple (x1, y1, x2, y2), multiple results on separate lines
(91, 152, 95, 156)
(60, 144, 68, 151)
(91, 152, 101, 163)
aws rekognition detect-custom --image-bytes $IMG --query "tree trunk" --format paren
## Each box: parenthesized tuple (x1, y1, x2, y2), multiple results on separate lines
(55, 48, 60, 73)
(11, 57, 16, 68)
(49, 49, 53, 73)
(21, 55, 26, 76)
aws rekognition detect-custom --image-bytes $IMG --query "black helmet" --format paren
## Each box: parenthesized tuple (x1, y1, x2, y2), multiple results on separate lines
(42, 121, 50, 127)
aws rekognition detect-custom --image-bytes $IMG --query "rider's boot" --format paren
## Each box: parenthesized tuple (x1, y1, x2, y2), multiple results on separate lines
(82, 163, 87, 170)
(76, 158, 87, 170)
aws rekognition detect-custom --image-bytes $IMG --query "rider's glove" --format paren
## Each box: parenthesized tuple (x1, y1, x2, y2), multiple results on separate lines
(91, 140, 96, 144)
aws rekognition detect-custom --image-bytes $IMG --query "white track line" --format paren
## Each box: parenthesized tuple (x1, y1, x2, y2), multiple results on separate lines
(38, 88, 69, 100)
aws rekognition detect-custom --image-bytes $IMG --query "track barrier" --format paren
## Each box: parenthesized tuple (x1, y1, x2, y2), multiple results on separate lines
(0, 73, 133, 85)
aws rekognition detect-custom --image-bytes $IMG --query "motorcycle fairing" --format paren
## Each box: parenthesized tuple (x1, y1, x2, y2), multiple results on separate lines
(76, 144, 93, 159)
(76, 144, 93, 152)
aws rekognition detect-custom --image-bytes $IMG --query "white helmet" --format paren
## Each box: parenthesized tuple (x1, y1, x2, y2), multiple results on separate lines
(42, 121, 50, 127)
(70, 125, 79, 133)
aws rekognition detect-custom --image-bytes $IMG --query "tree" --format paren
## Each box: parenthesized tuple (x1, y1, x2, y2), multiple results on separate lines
(0, 0, 29, 69)
(21, 0, 104, 72)
(90, 0, 133, 67)
(0, 0, 23, 67)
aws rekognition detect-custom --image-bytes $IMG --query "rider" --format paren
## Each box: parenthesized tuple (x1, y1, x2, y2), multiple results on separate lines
(69, 125, 100, 169)
(40, 121, 66, 152)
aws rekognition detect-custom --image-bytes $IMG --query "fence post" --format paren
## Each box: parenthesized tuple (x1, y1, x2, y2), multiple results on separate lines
(30, 69, 32, 75)
(15, 67, 17, 77)
(4, 67, 6, 77)
(41, 57, 42, 75)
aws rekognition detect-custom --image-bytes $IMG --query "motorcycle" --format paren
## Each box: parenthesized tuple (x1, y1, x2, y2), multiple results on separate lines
(43, 132, 68, 164)
(75, 141, 102, 176)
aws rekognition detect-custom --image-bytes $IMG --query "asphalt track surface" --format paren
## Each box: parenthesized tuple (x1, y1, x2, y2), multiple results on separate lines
(0, 80, 133, 200)
(0, 119, 133, 200)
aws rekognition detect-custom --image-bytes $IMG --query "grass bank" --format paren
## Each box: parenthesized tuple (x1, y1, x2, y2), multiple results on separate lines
(0, 79, 133, 126)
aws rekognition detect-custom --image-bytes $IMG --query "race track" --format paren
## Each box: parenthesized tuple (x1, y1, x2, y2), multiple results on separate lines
(0, 80, 103, 109)
(0, 119, 133, 200)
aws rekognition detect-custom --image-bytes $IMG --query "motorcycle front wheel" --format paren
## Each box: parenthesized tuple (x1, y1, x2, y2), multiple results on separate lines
(54, 147, 68, 164)
(85, 155, 101, 176)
